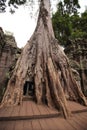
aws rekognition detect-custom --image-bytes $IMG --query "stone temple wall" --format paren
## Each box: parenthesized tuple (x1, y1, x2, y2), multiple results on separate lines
(0, 27, 21, 102)
(64, 38, 87, 96)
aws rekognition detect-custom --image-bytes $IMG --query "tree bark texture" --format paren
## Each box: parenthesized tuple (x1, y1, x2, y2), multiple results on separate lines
(1, 0, 87, 118)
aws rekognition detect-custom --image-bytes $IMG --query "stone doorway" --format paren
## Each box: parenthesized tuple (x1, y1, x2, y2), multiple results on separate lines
(23, 81, 34, 97)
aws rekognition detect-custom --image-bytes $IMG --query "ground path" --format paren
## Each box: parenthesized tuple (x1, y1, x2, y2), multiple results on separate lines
(0, 98, 87, 130)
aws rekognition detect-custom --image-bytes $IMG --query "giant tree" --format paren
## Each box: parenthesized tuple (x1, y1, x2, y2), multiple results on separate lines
(0, 0, 87, 118)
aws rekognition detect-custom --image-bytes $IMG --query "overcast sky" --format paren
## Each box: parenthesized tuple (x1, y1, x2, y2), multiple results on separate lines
(0, 0, 87, 48)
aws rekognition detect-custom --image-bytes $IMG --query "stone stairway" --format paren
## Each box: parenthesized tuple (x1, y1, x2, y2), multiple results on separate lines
(22, 95, 34, 101)
(0, 101, 87, 121)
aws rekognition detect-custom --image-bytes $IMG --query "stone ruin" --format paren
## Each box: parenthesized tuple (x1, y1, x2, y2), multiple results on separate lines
(64, 38, 87, 96)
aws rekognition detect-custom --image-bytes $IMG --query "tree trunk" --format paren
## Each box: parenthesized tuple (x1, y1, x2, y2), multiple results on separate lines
(0, 0, 87, 118)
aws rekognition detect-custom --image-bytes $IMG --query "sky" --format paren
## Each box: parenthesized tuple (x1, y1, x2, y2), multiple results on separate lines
(0, 0, 87, 48)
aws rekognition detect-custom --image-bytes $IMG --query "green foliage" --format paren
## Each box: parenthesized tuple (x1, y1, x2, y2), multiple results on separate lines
(56, 0, 80, 15)
(63, 0, 80, 15)
(52, 11, 72, 46)
(52, 0, 87, 47)
(6, 72, 10, 79)
(8, 0, 26, 6)
(80, 11, 87, 36)
(0, 0, 6, 12)
(70, 11, 87, 39)
(0, 0, 38, 13)
(0, 0, 28, 12)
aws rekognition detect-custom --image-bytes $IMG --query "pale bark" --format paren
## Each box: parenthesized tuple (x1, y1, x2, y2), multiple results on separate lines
(0, 0, 87, 118)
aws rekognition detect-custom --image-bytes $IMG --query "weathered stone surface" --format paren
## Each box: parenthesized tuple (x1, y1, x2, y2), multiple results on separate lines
(64, 38, 87, 95)
(0, 27, 21, 102)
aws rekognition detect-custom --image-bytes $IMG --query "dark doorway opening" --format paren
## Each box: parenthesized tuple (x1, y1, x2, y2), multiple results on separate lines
(23, 81, 34, 97)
